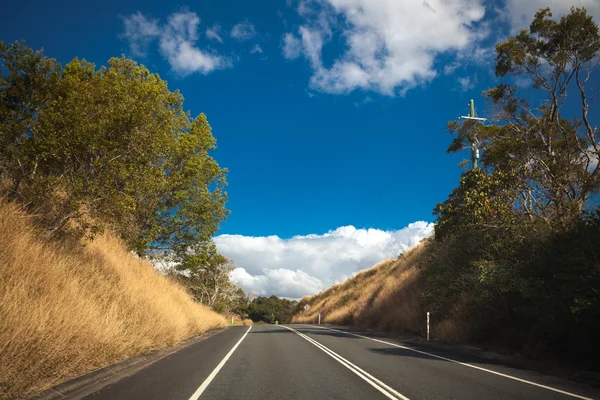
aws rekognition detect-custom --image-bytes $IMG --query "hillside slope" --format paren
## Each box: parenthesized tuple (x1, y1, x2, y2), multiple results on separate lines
(292, 244, 430, 336)
(0, 201, 226, 399)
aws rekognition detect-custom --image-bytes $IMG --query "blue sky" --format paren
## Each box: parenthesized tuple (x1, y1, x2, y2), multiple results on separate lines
(2, 0, 599, 297)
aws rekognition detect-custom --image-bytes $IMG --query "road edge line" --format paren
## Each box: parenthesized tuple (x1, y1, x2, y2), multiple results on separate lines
(188, 325, 252, 400)
(311, 325, 592, 400)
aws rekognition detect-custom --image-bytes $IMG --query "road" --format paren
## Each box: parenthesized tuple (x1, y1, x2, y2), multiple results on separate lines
(83, 324, 599, 400)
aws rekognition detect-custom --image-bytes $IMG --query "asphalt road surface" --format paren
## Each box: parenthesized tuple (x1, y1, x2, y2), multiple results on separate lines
(82, 324, 600, 400)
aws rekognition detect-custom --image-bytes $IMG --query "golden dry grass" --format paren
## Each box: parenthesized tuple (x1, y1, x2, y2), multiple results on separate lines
(292, 244, 429, 335)
(225, 314, 254, 325)
(0, 201, 226, 399)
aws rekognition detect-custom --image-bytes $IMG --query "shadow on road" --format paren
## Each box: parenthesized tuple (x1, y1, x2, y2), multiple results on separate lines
(248, 326, 293, 334)
(367, 346, 449, 362)
(292, 327, 361, 339)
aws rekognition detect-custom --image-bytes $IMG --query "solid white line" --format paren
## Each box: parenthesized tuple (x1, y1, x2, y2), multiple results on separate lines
(282, 325, 409, 400)
(310, 325, 592, 400)
(291, 329, 407, 400)
(188, 325, 252, 400)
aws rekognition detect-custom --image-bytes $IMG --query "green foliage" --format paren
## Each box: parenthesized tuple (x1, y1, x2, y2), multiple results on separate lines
(247, 296, 298, 324)
(434, 168, 517, 240)
(428, 7, 600, 365)
(495, 8, 600, 78)
(446, 7, 600, 227)
(425, 214, 600, 362)
(168, 242, 246, 314)
(0, 41, 228, 260)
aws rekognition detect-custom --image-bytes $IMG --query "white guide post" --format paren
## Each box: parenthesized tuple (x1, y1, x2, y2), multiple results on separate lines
(427, 312, 430, 341)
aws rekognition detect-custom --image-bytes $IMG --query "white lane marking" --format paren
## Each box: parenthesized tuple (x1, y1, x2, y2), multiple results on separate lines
(282, 325, 409, 400)
(188, 325, 252, 400)
(309, 325, 593, 400)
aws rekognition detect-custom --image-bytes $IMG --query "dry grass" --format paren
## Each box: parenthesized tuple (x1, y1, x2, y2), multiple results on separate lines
(292, 244, 471, 343)
(292, 244, 429, 335)
(0, 201, 226, 399)
(225, 314, 254, 326)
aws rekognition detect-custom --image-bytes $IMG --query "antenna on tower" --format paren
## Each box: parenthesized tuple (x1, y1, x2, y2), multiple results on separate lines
(459, 99, 486, 169)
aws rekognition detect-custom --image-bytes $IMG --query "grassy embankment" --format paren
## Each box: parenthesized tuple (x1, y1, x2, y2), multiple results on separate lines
(293, 244, 426, 333)
(0, 201, 226, 399)
(292, 243, 464, 341)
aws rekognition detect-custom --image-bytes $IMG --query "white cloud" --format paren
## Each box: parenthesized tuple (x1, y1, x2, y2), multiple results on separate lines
(120, 12, 160, 57)
(353, 95, 374, 107)
(283, 1, 600, 95)
(159, 11, 230, 75)
(282, 32, 303, 59)
(250, 44, 264, 54)
(514, 76, 532, 89)
(206, 24, 223, 43)
(443, 63, 460, 75)
(215, 222, 434, 299)
(504, 0, 600, 33)
(231, 22, 256, 41)
(121, 10, 230, 76)
(589, 157, 599, 173)
(457, 76, 477, 92)
(282, 0, 488, 95)
(586, 146, 599, 173)
(231, 268, 324, 299)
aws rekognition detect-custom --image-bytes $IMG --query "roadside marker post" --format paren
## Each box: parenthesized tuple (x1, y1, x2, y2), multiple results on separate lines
(427, 312, 430, 341)
(318, 313, 321, 325)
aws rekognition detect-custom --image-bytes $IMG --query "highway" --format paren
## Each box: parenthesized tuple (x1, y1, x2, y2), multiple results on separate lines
(83, 324, 599, 400)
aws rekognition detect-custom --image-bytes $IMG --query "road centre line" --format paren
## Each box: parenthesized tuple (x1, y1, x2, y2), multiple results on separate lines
(282, 325, 410, 400)
(310, 325, 592, 400)
(188, 325, 252, 400)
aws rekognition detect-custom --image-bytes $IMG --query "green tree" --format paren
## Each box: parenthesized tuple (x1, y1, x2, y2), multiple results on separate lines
(427, 7, 600, 363)
(247, 296, 298, 324)
(445, 8, 599, 227)
(173, 242, 244, 312)
(0, 42, 228, 259)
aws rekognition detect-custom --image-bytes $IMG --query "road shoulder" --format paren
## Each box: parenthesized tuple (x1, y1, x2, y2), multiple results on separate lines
(26, 328, 228, 400)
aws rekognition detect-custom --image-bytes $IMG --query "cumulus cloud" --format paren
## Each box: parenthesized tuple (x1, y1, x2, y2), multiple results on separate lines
(120, 10, 230, 75)
(231, 22, 256, 41)
(282, 0, 598, 95)
(281, 0, 488, 95)
(215, 222, 434, 299)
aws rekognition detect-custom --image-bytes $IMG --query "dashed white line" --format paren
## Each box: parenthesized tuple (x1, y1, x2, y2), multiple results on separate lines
(282, 325, 410, 400)
(311, 325, 592, 400)
(188, 325, 252, 400)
